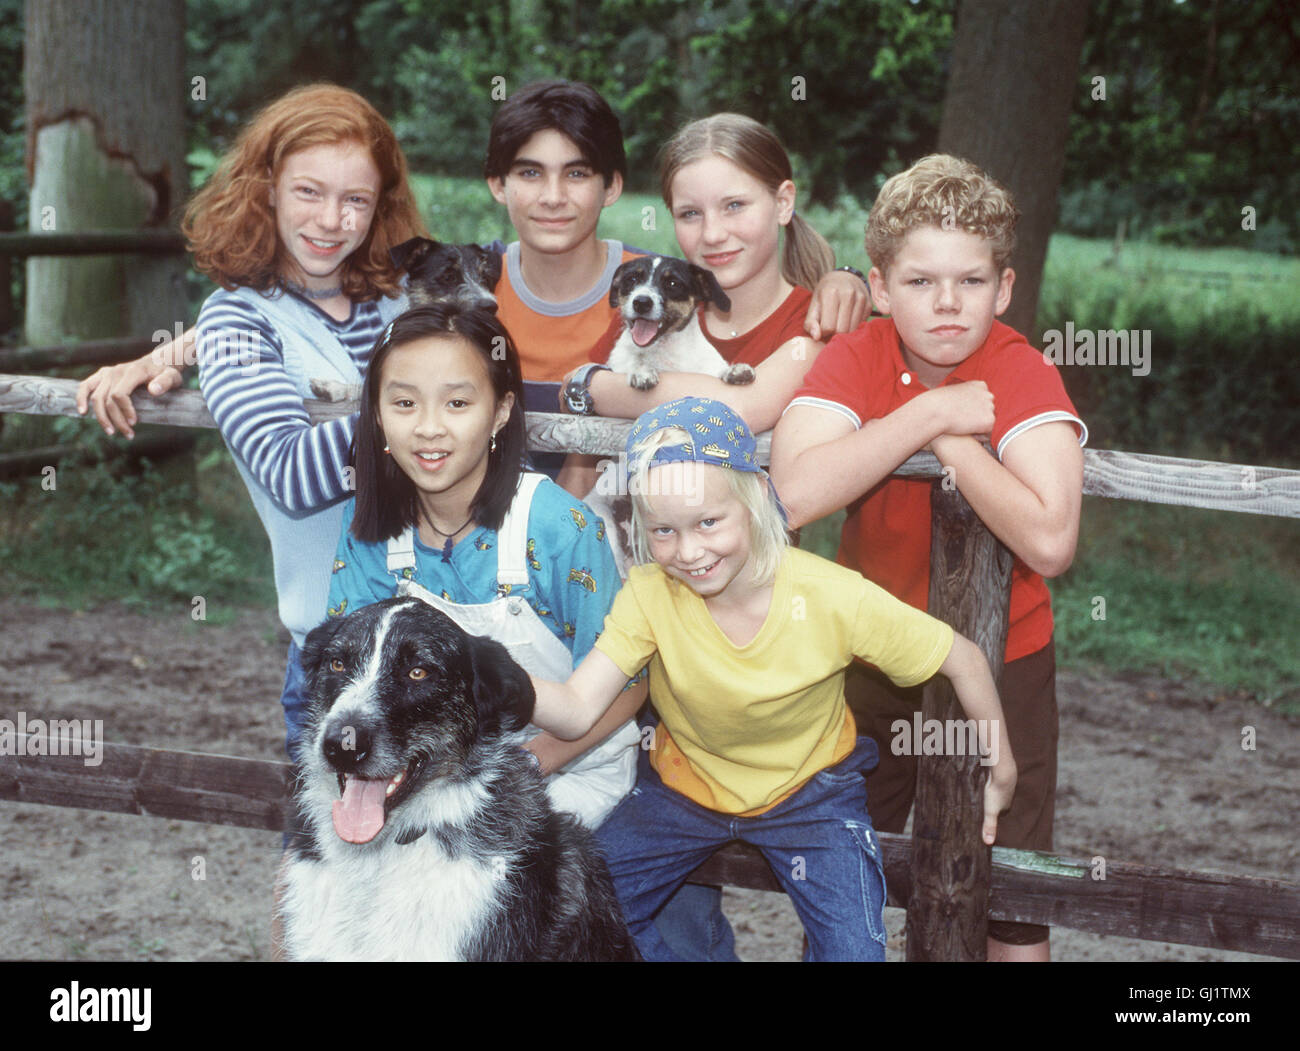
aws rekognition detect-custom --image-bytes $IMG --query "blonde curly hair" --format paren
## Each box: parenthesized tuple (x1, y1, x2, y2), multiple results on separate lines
(865, 154, 1018, 276)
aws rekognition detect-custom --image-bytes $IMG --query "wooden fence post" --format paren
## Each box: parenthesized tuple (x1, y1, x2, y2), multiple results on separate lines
(906, 480, 1013, 960)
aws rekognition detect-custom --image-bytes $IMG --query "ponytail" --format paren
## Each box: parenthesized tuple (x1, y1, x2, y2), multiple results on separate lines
(782, 212, 835, 291)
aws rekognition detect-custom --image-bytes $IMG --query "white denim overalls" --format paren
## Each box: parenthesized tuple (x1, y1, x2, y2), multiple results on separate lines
(386, 472, 638, 829)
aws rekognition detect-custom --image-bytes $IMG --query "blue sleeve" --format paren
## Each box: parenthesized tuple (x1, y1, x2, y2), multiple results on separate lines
(326, 500, 393, 619)
(529, 488, 623, 668)
(196, 294, 357, 514)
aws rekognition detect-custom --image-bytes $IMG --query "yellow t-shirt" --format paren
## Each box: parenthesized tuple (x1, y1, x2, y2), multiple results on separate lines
(593, 546, 955, 815)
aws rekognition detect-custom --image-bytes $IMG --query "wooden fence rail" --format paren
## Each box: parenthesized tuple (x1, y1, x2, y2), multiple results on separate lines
(1, 737, 1295, 959)
(2, 373, 1299, 519)
(0, 230, 186, 256)
(0, 338, 159, 372)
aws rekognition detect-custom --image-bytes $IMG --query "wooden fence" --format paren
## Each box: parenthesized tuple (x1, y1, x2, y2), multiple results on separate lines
(1, 373, 1298, 960)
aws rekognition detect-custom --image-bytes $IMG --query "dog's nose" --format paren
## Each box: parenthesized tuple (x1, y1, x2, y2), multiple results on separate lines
(323, 721, 373, 771)
(632, 295, 653, 315)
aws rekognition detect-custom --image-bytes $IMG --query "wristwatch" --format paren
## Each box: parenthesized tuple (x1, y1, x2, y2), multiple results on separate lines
(835, 265, 867, 283)
(562, 362, 611, 416)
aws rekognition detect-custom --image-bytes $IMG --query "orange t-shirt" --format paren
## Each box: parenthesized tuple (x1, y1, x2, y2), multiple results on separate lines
(494, 239, 638, 382)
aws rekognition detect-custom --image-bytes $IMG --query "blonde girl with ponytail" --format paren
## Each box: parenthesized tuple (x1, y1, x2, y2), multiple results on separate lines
(660, 112, 835, 302)
(578, 113, 866, 432)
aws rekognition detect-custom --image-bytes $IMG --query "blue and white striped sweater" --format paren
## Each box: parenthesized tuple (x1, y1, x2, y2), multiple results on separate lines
(196, 289, 389, 513)
(196, 285, 406, 644)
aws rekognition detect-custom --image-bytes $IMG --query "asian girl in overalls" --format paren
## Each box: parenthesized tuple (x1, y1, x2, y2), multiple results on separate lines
(327, 304, 643, 829)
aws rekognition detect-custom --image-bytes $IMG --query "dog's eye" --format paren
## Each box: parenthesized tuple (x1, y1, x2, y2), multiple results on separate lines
(329, 658, 345, 672)
(409, 667, 429, 680)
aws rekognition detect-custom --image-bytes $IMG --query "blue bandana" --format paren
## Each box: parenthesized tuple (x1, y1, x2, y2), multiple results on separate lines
(625, 397, 762, 473)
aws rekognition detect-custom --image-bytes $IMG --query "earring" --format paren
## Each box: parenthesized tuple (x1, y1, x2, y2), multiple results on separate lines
(489, 433, 497, 453)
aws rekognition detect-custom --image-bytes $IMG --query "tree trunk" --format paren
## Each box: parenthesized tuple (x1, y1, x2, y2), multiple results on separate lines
(937, 0, 1091, 339)
(23, 0, 187, 345)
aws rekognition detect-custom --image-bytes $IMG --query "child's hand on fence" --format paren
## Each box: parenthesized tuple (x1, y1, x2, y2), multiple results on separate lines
(926, 380, 995, 440)
(982, 760, 1017, 846)
(76, 357, 183, 439)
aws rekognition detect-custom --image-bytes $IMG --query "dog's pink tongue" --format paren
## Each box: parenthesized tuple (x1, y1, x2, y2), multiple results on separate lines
(630, 319, 660, 347)
(332, 776, 388, 844)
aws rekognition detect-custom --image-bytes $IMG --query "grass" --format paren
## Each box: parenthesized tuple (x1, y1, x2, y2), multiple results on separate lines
(1050, 499, 1299, 710)
(0, 432, 276, 612)
(1039, 234, 1300, 331)
(1, 175, 1294, 706)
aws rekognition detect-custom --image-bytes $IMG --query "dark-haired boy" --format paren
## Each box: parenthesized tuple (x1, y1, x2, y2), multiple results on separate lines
(483, 79, 636, 386)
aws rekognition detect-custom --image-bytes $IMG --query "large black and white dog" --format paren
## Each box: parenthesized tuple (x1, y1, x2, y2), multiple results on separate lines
(279, 597, 637, 961)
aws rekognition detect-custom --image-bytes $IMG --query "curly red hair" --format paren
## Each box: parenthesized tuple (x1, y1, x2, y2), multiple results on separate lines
(182, 84, 426, 300)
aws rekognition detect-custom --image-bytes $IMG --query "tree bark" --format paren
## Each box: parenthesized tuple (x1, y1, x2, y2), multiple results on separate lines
(23, 0, 187, 344)
(937, 0, 1091, 338)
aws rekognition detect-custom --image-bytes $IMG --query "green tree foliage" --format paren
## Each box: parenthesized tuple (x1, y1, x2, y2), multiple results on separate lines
(0, 0, 25, 209)
(1061, 0, 1300, 251)
(182, 0, 957, 204)
(5, 0, 1294, 250)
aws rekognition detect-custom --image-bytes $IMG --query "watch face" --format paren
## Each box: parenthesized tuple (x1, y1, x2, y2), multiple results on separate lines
(563, 379, 594, 415)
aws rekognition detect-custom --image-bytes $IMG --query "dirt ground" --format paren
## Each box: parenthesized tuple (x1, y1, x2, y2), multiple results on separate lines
(0, 596, 1295, 962)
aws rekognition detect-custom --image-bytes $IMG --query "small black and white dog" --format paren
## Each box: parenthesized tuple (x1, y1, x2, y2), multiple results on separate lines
(390, 236, 501, 312)
(605, 256, 757, 390)
(308, 238, 503, 404)
(279, 598, 638, 962)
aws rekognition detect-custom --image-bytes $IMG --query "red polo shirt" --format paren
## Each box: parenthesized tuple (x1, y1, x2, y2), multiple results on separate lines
(789, 317, 1087, 662)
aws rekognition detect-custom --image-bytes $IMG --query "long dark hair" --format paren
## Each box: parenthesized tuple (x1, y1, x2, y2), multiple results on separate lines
(350, 304, 527, 543)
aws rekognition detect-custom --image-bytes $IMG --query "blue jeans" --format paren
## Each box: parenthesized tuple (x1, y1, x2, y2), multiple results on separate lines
(652, 881, 736, 962)
(596, 735, 888, 962)
(280, 640, 309, 762)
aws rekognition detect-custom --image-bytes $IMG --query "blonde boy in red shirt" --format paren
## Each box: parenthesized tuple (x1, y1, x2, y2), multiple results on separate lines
(771, 154, 1087, 962)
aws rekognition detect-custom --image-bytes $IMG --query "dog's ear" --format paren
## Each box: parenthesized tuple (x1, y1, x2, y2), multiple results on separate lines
(608, 259, 639, 306)
(300, 614, 349, 699)
(467, 634, 535, 735)
(390, 237, 439, 272)
(480, 248, 503, 292)
(691, 265, 731, 313)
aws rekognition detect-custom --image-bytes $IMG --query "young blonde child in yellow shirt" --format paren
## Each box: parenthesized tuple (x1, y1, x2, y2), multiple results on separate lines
(529, 396, 1016, 960)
